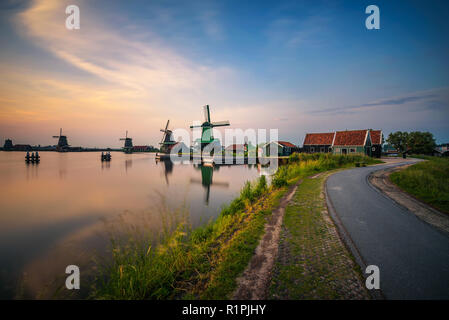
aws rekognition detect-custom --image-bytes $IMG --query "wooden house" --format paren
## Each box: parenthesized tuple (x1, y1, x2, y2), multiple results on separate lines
(225, 143, 247, 156)
(261, 141, 299, 157)
(332, 130, 372, 156)
(369, 130, 383, 158)
(302, 132, 335, 153)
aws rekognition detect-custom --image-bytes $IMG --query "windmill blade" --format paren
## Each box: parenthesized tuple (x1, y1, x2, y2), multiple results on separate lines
(165, 120, 170, 131)
(52, 136, 60, 138)
(203, 105, 210, 123)
(160, 132, 166, 144)
(60, 128, 62, 136)
(211, 120, 230, 127)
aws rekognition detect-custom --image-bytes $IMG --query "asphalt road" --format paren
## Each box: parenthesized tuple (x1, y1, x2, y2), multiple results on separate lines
(326, 160, 449, 299)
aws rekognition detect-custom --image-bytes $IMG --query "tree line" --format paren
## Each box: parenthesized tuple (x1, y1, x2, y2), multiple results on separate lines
(387, 131, 436, 155)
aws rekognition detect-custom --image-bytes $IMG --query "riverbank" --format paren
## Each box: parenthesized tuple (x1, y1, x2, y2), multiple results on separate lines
(92, 153, 382, 299)
(390, 155, 449, 214)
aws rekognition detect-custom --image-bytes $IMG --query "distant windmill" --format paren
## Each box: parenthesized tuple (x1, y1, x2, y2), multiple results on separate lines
(120, 130, 133, 153)
(190, 105, 230, 152)
(52, 128, 69, 151)
(159, 120, 176, 154)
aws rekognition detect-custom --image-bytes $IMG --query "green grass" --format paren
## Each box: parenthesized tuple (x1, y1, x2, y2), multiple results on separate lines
(92, 153, 381, 299)
(390, 156, 449, 214)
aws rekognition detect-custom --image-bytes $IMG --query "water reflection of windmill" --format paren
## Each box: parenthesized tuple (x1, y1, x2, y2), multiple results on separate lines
(157, 120, 176, 157)
(155, 158, 173, 185)
(190, 105, 230, 155)
(120, 130, 133, 154)
(52, 128, 69, 152)
(190, 164, 230, 204)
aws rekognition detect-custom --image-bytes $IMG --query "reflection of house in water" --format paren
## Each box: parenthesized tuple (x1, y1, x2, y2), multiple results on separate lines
(190, 164, 229, 204)
(156, 158, 173, 185)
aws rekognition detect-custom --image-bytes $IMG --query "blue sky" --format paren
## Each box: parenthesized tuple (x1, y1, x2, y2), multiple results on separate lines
(0, 0, 448, 147)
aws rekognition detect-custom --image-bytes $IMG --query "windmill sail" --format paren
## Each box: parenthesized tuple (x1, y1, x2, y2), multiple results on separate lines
(160, 120, 170, 143)
(190, 105, 230, 150)
(159, 120, 176, 154)
(203, 105, 211, 123)
(211, 121, 230, 127)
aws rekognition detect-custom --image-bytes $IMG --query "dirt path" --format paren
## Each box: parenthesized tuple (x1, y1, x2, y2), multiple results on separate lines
(369, 165, 449, 236)
(232, 180, 301, 300)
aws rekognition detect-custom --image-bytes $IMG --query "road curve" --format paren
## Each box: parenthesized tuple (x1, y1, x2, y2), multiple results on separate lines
(326, 160, 449, 299)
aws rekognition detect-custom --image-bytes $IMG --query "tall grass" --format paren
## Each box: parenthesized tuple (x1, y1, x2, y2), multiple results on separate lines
(92, 153, 381, 299)
(390, 156, 449, 214)
(272, 153, 381, 187)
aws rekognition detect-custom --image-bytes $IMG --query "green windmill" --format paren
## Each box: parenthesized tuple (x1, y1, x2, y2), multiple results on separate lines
(190, 105, 230, 153)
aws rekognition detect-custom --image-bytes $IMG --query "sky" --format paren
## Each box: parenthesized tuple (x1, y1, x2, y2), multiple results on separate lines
(0, 0, 448, 148)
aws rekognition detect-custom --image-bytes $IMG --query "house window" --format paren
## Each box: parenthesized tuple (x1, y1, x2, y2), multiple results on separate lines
(320, 147, 325, 153)
(310, 147, 315, 153)
(350, 148, 356, 153)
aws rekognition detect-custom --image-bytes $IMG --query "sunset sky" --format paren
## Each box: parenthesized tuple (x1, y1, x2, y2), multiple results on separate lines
(0, 0, 448, 148)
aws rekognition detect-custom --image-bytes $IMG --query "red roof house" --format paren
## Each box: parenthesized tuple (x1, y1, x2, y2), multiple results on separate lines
(370, 130, 382, 145)
(303, 133, 335, 146)
(332, 129, 371, 155)
(302, 133, 335, 153)
(333, 130, 369, 146)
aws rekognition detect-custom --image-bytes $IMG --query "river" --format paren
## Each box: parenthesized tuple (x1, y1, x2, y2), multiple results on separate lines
(0, 151, 265, 298)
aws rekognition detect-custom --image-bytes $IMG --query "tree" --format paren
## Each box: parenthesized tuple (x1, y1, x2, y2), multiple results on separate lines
(387, 131, 436, 155)
(387, 131, 409, 153)
(407, 131, 436, 154)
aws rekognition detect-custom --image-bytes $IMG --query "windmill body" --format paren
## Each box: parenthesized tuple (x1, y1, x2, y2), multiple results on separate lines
(190, 105, 230, 153)
(52, 128, 69, 151)
(120, 130, 133, 153)
(159, 120, 176, 154)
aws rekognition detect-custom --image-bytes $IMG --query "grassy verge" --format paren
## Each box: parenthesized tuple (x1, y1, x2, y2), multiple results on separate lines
(390, 155, 449, 214)
(92, 153, 381, 299)
(269, 173, 369, 299)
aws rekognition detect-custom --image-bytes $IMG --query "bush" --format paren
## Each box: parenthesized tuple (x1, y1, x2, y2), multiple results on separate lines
(253, 175, 267, 198)
(272, 166, 288, 188)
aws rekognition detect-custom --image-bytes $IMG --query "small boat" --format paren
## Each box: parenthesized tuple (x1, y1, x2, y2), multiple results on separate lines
(101, 152, 111, 162)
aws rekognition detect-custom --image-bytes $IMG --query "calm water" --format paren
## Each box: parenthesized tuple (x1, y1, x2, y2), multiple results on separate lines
(0, 151, 264, 298)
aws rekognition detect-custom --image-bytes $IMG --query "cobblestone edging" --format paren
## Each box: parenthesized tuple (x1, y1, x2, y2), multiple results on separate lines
(269, 174, 370, 300)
